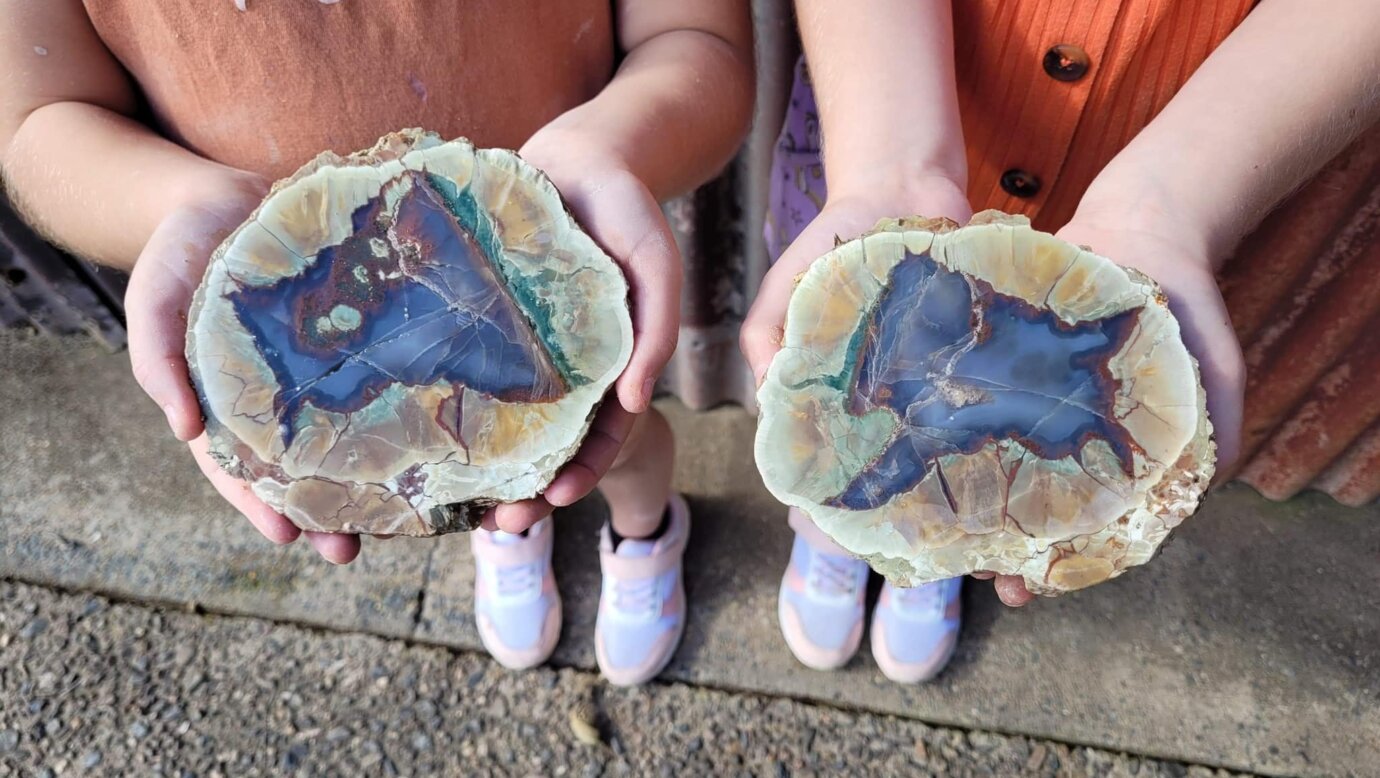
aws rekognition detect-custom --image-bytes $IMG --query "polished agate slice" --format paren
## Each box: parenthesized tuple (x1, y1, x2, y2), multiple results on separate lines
(187, 130, 632, 536)
(755, 212, 1214, 594)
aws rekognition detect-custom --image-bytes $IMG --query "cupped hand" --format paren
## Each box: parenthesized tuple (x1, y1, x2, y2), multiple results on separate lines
(125, 179, 360, 565)
(489, 140, 683, 533)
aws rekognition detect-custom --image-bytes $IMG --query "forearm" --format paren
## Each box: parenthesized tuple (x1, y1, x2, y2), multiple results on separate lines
(1075, 0, 1380, 264)
(2, 103, 262, 270)
(521, 28, 753, 202)
(797, 0, 967, 199)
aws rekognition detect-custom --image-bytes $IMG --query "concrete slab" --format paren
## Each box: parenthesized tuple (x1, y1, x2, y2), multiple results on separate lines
(3, 333, 1378, 777)
(0, 580, 1240, 777)
(0, 333, 432, 638)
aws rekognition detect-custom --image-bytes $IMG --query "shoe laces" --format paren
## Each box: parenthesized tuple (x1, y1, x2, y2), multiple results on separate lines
(892, 582, 944, 616)
(493, 561, 543, 604)
(608, 576, 661, 623)
(806, 552, 863, 601)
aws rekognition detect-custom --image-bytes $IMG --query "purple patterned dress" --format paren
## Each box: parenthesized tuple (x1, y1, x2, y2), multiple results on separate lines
(764, 58, 827, 263)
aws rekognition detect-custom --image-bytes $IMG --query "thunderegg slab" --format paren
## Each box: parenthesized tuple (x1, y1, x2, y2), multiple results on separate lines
(755, 212, 1215, 594)
(187, 130, 632, 536)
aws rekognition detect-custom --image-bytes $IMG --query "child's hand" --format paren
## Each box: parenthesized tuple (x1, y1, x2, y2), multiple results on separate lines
(489, 139, 683, 533)
(125, 180, 362, 565)
(739, 177, 973, 385)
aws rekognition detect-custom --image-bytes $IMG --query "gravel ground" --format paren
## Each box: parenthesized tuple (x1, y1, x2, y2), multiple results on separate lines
(0, 581, 1250, 778)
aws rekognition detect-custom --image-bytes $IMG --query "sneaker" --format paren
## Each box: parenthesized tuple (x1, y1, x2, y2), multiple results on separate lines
(595, 494, 690, 686)
(870, 577, 962, 683)
(778, 508, 870, 670)
(470, 516, 561, 670)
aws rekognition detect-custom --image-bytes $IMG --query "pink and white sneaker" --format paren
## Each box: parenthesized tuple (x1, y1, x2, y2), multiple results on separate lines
(470, 516, 561, 670)
(778, 508, 870, 670)
(870, 577, 962, 683)
(595, 494, 690, 686)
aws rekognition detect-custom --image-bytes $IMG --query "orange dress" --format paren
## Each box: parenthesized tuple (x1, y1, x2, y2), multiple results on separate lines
(767, 0, 1255, 251)
(81, 0, 615, 181)
(953, 0, 1257, 229)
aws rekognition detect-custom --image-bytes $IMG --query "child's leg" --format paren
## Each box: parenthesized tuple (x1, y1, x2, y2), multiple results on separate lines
(593, 406, 687, 686)
(598, 407, 674, 537)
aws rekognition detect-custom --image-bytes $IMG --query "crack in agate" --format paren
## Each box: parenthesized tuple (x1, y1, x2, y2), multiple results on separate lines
(228, 171, 567, 448)
(827, 250, 1140, 511)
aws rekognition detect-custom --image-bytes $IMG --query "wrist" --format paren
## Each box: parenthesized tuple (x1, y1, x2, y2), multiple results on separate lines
(826, 167, 971, 225)
(827, 151, 967, 204)
(170, 166, 269, 223)
(1072, 162, 1229, 269)
(519, 126, 634, 183)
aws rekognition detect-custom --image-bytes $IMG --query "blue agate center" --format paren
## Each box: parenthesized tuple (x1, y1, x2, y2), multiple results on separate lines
(228, 172, 566, 447)
(829, 251, 1138, 511)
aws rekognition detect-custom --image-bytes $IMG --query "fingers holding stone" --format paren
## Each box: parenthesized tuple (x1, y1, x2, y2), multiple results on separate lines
(544, 402, 636, 508)
(305, 531, 361, 565)
(993, 575, 1035, 607)
(493, 497, 554, 535)
(741, 224, 835, 384)
(126, 251, 204, 442)
(189, 434, 300, 546)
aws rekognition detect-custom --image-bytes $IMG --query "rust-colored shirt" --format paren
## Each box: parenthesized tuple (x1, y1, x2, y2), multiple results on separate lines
(82, 0, 615, 181)
(953, 0, 1256, 229)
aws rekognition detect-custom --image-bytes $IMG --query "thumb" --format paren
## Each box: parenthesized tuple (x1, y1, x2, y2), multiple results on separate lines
(740, 218, 847, 386)
(560, 171, 682, 415)
(739, 292, 787, 388)
(126, 247, 205, 442)
(126, 200, 256, 442)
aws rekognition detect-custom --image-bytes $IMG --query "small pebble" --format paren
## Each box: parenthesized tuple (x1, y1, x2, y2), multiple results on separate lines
(280, 743, 308, 771)
(569, 704, 601, 747)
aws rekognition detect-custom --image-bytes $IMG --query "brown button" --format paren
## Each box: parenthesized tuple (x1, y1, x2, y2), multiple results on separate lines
(1000, 169, 1042, 198)
(1043, 44, 1090, 82)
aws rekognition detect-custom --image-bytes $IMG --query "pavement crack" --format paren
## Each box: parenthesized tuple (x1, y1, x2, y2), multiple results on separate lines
(411, 538, 441, 637)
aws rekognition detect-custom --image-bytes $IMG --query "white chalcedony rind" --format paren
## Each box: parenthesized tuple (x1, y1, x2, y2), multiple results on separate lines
(187, 130, 633, 536)
(755, 211, 1215, 594)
